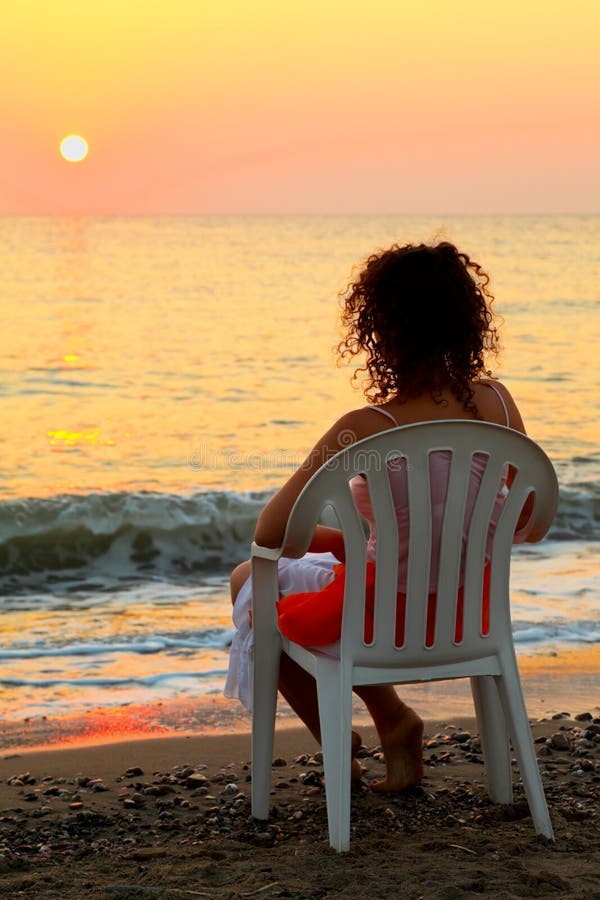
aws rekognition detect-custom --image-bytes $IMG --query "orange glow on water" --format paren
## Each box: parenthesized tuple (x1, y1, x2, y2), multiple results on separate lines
(0, 215, 596, 498)
(47, 428, 115, 448)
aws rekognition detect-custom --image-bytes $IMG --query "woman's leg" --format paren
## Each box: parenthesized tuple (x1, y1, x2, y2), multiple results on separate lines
(278, 652, 363, 780)
(353, 685, 423, 791)
(278, 654, 422, 789)
(230, 560, 252, 604)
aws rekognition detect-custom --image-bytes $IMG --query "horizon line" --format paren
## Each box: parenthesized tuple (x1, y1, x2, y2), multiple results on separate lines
(0, 210, 598, 219)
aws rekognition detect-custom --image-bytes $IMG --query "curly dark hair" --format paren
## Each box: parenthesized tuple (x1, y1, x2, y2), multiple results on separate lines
(338, 241, 499, 414)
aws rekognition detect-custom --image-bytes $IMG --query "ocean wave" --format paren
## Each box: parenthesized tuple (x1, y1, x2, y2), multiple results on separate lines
(512, 620, 600, 645)
(0, 631, 234, 659)
(1, 619, 596, 666)
(0, 484, 596, 593)
(1, 621, 597, 692)
(0, 670, 228, 688)
(0, 490, 268, 592)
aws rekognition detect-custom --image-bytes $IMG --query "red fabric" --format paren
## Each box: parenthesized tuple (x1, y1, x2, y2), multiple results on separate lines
(276, 562, 491, 648)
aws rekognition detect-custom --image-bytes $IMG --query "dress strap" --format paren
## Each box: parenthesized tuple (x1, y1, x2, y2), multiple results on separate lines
(484, 382, 510, 426)
(365, 405, 400, 426)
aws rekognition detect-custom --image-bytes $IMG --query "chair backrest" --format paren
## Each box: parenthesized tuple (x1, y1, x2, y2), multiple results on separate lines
(281, 421, 558, 668)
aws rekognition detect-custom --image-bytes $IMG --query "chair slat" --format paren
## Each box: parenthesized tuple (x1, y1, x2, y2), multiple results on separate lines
(434, 449, 471, 650)
(404, 449, 432, 650)
(365, 465, 400, 649)
(333, 482, 369, 655)
(461, 456, 506, 645)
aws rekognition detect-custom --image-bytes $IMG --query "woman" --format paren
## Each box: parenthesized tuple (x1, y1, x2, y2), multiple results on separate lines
(226, 241, 538, 792)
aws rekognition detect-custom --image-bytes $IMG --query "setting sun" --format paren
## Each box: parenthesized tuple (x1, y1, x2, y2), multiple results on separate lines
(60, 134, 89, 163)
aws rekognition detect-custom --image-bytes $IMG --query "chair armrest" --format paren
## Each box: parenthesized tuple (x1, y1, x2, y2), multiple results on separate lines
(251, 541, 284, 561)
(250, 545, 282, 644)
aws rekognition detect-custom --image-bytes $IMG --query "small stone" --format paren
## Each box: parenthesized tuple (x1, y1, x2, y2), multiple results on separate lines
(221, 783, 238, 794)
(453, 732, 472, 743)
(124, 766, 144, 777)
(89, 779, 109, 792)
(143, 784, 175, 796)
(550, 732, 571, 751)
(272, 757, 287, 767)
(185, 773, 208, 788)
(575, 712, 592, 722)
(69, 801, 84, 810)
(300, 771, 322, 786)
(253, 831, 273, 846)
(122, 793, 145, 808)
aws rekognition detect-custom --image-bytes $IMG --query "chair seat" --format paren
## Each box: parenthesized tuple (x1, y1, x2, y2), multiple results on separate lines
(283, 637, 503, 684)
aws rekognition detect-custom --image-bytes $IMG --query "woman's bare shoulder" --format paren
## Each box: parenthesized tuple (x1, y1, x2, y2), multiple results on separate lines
(324, 405, 401, 444)
(475, 378, 526, 432)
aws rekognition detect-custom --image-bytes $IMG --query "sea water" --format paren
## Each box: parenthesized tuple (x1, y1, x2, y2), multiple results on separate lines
(0, 216, 598, 741)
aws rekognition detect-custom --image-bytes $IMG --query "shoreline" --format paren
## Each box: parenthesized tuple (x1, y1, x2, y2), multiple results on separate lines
(2, 644, 598, 754)
(1, 716, 598, 898)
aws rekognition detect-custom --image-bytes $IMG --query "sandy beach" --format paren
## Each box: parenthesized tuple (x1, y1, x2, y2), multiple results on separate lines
(1, 712, 599, 900)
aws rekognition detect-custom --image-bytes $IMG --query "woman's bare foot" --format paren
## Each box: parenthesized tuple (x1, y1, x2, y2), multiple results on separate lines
(370, 706, 424, 793)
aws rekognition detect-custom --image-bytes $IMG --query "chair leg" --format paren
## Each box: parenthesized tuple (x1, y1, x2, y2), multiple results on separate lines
(470, 675, 513, 804)
(251, 644, 281, 820)
(315, 660, 353, 853)
(495, 666, 554, 840)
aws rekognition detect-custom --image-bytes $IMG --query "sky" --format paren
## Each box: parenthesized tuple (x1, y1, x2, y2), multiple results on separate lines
(1, 0, 598, 215)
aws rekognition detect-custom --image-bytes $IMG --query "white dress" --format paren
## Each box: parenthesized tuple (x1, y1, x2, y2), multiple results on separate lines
(224, 551, 339, 712)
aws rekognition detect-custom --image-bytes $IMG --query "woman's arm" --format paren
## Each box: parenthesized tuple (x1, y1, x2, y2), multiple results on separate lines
(307, 525, 345, 561)
(492, 381, 546, 544)
(253, 409, 368, 550)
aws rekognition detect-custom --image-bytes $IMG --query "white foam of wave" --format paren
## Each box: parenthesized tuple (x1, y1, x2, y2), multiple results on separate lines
(0, 482, 596, 597)
(0, 670, 229, 688)
(513, 621, 600, 644)
(0, 631, 235, 660)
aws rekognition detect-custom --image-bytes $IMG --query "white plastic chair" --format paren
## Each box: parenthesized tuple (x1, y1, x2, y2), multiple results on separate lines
(250, 421, 558, 851)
